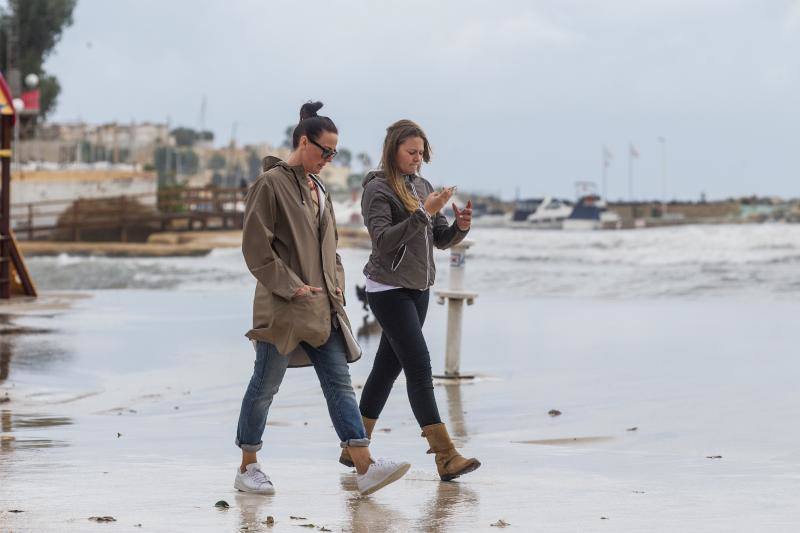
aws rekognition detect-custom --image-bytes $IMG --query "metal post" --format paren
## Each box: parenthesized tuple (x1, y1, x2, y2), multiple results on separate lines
(1, 115, 12, 298)
(444, 298, 465, 376)
(434, 240, 478, 379)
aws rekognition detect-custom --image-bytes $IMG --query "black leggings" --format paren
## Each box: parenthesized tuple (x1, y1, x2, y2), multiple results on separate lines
(359, 288, 442, 427)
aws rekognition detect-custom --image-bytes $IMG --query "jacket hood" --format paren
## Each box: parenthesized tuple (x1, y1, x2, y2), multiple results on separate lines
(262, 155, 283, 172)
(362, 170, 384, 188)
(362, 170, 421, 188)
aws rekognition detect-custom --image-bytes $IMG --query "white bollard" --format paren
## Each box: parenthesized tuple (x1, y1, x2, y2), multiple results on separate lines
(435, 240, 478, 379)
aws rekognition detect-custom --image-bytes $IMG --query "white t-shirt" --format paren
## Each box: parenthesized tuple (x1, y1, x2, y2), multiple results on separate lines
(365, 276, 400, 293)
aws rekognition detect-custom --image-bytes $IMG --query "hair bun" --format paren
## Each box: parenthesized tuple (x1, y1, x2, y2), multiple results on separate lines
(300, 101, 324, 121)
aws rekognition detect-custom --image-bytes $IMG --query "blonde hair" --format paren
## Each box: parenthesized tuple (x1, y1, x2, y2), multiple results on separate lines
(380, 120, 432, 213)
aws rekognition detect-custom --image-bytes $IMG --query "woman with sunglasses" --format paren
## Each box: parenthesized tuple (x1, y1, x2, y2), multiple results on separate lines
(235, 101, 410, 496)
(338, 119, 481, 481)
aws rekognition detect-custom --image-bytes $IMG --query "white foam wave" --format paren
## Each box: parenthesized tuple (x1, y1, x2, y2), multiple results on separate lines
(25, 224, 800, 299)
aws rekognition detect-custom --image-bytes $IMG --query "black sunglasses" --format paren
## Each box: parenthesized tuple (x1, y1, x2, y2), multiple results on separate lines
(308, 138, 338, 159)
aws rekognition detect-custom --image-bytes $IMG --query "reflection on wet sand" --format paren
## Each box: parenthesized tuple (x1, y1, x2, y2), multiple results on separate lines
(516, 436, 615, 446)
(0, 410, 72, 451)
(11, 414, 73, 429)
(340, 473, 480, 533)
(234, 492, 275, 532)
(1, 409, 10, 451)
(0, 313, 54, 336)
(342, 474, 408, 533)
(417, 482, 479, 533)
(0, 314, 73, 453)
(356, 313, 382, 342)
(0, 313, 65, 380)
(1, 337, 10, 383)
(441, 382, 468, 440)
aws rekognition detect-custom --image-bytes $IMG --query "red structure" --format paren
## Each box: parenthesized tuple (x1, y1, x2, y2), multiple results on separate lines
(0, 72, 36, 299)
(21, 89, 40, 112)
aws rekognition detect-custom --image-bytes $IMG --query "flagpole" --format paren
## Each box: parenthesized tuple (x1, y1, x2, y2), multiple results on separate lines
(602, 147, 607, 199)
(628, 144, 633, 201)
(658, 136, 667, 213)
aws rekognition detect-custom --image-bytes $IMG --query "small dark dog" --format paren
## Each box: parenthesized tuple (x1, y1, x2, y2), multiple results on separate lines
(355, 284, 369, 311)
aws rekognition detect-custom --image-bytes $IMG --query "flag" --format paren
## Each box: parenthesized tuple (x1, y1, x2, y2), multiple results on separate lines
(629, 143, 639, 158)
(603, 145, 613, 168)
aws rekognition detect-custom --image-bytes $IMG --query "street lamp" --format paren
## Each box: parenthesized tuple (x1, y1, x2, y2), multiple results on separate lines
(24, 73, 39, 89)
(18, 73, 41, 171)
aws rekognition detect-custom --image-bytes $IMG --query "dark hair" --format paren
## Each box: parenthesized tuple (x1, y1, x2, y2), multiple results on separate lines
(292, 101, 337, 149)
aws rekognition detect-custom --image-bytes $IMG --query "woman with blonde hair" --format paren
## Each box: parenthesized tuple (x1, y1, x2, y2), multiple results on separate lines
(339, 119, 481, 481)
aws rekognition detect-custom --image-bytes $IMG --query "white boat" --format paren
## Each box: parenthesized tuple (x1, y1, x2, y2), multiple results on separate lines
(527, 197, 573, 229)
(562, 195, 621, 230)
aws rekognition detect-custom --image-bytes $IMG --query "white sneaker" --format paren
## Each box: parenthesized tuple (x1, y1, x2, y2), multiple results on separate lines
(234, 463, 275, 495)
(356, 458, 410, 496)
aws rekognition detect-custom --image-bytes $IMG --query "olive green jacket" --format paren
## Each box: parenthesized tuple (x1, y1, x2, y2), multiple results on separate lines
(242, 156, 360, 367)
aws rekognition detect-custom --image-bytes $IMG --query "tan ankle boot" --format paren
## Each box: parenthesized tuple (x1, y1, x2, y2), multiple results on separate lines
(421, 422, 481, 481)
(339, 416, 377, 467)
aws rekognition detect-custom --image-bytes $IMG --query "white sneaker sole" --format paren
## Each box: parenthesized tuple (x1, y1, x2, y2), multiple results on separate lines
(234, 479, 275, 495)
(358, 462, 411, 496)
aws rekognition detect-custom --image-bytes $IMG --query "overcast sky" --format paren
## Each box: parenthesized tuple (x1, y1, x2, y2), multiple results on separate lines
(43, 0, 800, 200)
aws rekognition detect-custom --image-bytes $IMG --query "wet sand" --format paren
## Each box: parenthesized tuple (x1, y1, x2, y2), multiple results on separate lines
(2, 279, 800, 530)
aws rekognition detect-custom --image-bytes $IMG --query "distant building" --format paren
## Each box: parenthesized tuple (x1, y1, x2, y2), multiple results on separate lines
(14, 121, 351, 190)
(18, 122, 170, 166)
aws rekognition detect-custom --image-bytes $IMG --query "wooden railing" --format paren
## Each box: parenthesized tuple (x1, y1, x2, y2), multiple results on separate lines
(5, 186, 248, 242)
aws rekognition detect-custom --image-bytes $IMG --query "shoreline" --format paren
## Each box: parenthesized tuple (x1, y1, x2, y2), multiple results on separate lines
(18, 227, 371, 258)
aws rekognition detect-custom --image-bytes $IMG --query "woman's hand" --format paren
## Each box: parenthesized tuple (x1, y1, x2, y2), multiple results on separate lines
(423, 187, 455, 216)
(453, 200, 473, 231)
(293, 284, 323, 299)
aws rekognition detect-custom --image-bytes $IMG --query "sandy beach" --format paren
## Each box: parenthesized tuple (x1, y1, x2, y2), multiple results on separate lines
(2, 225, 800, 532)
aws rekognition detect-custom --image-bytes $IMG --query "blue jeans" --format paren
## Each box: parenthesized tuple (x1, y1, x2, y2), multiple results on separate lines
(236, 328, 369, 452)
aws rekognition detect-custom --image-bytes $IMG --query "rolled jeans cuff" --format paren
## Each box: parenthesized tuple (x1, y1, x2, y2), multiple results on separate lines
(236, 439, 262, 453)
(340, 437, 370, 448)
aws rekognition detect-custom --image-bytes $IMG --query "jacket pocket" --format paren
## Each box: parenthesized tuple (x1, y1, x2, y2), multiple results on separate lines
(290, 293, 330, 345)
(391, 244, 407, 272)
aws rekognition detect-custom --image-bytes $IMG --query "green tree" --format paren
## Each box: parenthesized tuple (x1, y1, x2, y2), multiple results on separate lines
(208, 153, 227, 171)
(0, 0, 77, 118)
(357, 152, 373, 171)
(347, 172, 364, 189)
(178, 149, 199, 175)
(154, 146, 175, 181)
(247, 149, 262, 179)
(337, 147, 352, 167)
(171, 127, 198, 147)
(169, 127, 213, 147)
(282, 124, 294, 148)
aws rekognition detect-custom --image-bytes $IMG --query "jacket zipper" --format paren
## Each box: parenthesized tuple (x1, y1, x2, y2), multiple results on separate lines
(408, 176, 431, 289)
